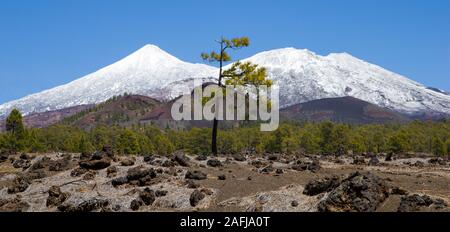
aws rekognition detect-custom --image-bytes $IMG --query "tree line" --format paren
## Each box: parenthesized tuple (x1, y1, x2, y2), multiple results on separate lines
(1, 109, 449, 156)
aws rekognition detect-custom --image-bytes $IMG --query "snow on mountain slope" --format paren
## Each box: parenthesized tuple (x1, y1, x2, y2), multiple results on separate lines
(0, 45, 449, 118)
(237, 48, 450, 114)
(0, 45, 217, 117)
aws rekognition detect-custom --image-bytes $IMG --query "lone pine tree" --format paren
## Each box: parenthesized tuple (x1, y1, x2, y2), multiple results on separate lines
(201, 37, 272, 154)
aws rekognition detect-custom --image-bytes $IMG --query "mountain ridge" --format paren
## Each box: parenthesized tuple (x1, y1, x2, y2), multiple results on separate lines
(0, 94, 415, 132)
(1, 44, 449, 118)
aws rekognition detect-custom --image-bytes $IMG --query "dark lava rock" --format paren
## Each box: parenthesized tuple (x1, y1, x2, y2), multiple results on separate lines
(7, 177, 30, 194)
(429, 158, 446, 166)
(143, 155, 155, 163)
(139, 188, 156, 206)
(352, 156, 366, 165)
(292, 160, 321, 173)
(385, 153, 393, 162)
(190, 190, 205, 207)
(0, 150, 12, 163)
(291, 200, 299, 207)
(46, 186, 69, 207)
(162, 160, 176, 167)
(111, 176, 129, 187)
(28, 157, 51, 171)
(122, 166, 157, 186)
(13, 159, 31, 169)
(79, 157, 111, 170)
(398, 194, 447, 212)
(196, 155, 208, 161)
(308, 160, 321, 172)
(207, 159, 222, 167)
(433, 198, 448, 210)
(23, 169, 47, 181)
(267, 154, 279, 161)
(333, 158, 344, 164)
(260, 165, 274, 174)
(413, 161, 425, 168)
(120, 157, 135, 167)
(173, 153, 190, 167)
(80, 152, 91, 161)
(48, 156, 71, 172)
(368, 157, 380, 166)
(112, 204, 121, 211)
(276, 169, 284, 175)
(155, 190, 168, 197)
(218, 175, 226, 180)
(291, 163, 308, 171)
(19, 153, 32, 160)
(185, 170, 207, 180)
(186, 179, 200, 189)
(232, 154, 246, 162)
(58, 198, 109, 212)
(107, 166, 118, 178)
(71, 167, 88, 177)
(303, 175, 341, 196)
(130, 199, 143, 211)
(390, 187, 408, 195)
(250, 160, 265, 168)
(127, 166, 156, 181)
(91, 152, 106, 160)
(0, 197, 30, 212)
(317, 172, 389, 212)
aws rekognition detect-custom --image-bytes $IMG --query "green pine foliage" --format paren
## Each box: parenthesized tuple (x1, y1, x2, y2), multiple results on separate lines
(1, 109, 449, 157)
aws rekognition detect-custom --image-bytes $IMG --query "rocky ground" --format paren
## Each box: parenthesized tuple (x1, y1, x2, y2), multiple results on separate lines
(0, 148, 449, 212)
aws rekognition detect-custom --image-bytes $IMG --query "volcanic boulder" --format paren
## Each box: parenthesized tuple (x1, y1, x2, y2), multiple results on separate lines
(107, 166, 118, 178)
(368, 157, 380, 166)
(173, 153, 190, 167)
(130, 199, 143, 211)
(185, 170, 207, 180)
(397, 194, 448, 212)
(428, 158, 447, 166)
(196, 155, 208, 161)
(58, 198, 109, 212)
(139, 188, 156, 206)
(317, 172, 389, 212)
(232, 154, 246, 162)
(292, 160, 321, 173)
(0, 197, 30, 212)
(13, 159, 31, 169)
(46, 186, 69, 207)
(79, 152, 111, 170)
(48, 156, 72, 172)
(352, 156, 366, 165)
(7, 177, 30, 194)
(190, 190, 205, 207)
(303, 175, 341, 196)
(207, 159, 222, 167)
(120, 157, 135, 166)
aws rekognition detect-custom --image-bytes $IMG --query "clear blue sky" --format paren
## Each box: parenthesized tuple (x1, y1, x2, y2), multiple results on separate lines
(1, 0, 449, 104)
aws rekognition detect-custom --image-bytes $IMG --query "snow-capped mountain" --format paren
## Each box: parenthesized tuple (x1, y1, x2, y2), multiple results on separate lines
(239, 48, 450, 114)
(0, 45, 217, 117)
(0, 45, 449, 118)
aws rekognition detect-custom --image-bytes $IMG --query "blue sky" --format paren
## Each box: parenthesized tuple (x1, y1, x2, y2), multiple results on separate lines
(0, 0, 449, 104)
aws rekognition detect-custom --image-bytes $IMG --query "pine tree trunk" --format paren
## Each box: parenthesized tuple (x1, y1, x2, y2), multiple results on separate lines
(211, 40, 224, 155)
(211, 118, 218, 155)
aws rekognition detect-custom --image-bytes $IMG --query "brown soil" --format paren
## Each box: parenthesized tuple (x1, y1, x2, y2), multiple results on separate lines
(0, 153, 449, 212)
